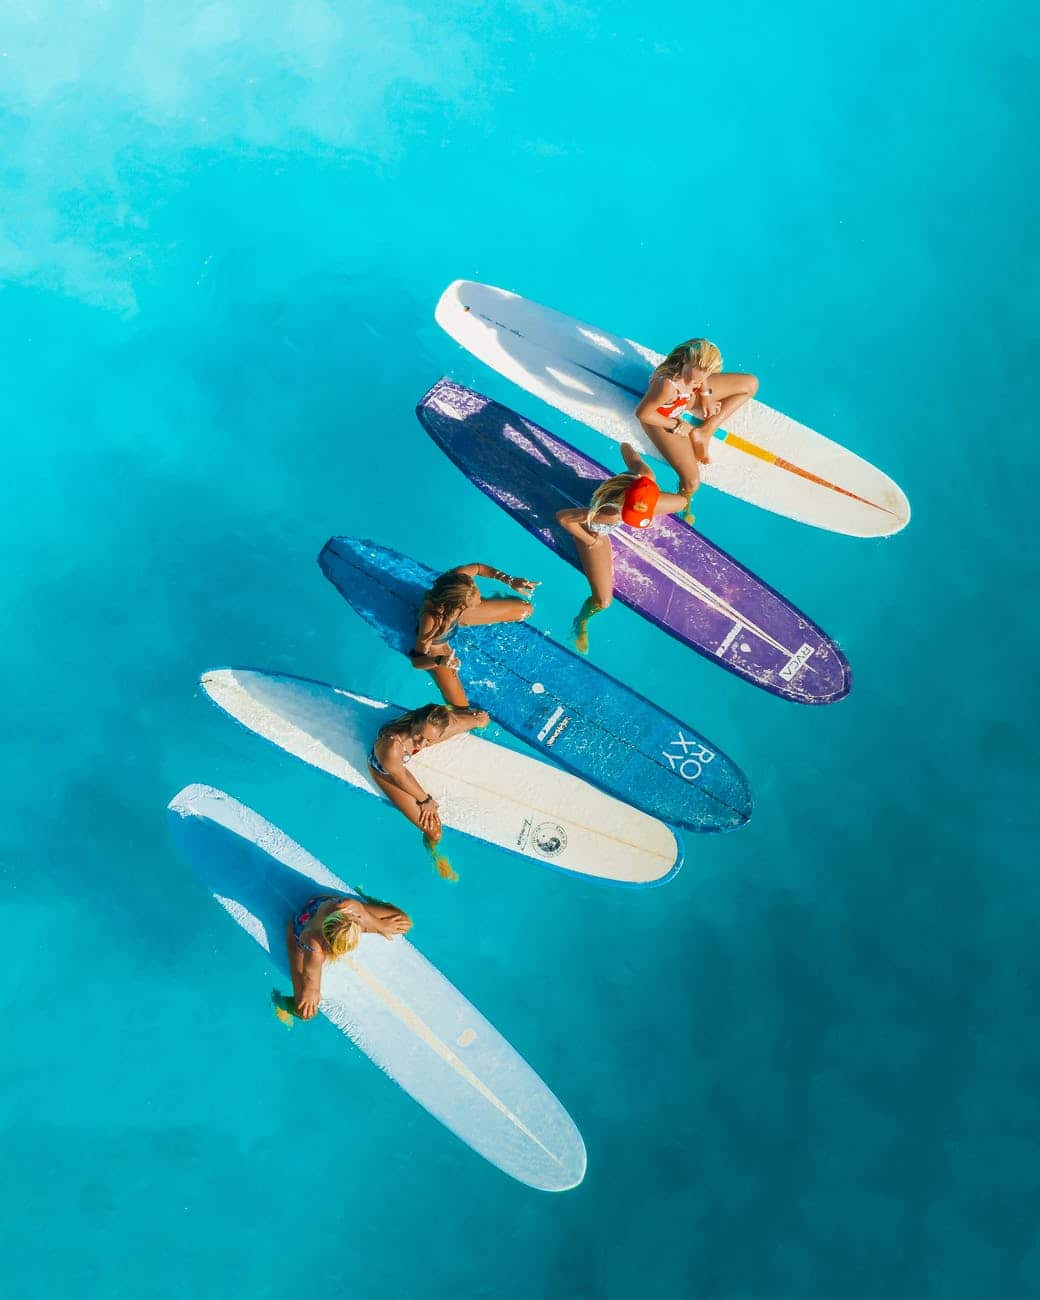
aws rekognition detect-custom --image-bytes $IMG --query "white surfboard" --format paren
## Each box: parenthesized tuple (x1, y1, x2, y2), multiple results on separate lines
(167, 785, 586, 1190)
(201, 668, 684, 886)
(435, 279, 910, 537)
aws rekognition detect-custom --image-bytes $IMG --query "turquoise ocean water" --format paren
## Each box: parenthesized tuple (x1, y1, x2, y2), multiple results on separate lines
(2, 3, 1038, 1296)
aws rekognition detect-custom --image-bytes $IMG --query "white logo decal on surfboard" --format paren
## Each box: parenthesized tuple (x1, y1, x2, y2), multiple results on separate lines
(537, 706, 571, 747)
(662, 732, 716, 782)
(779, 643, 815, 681)
(537, 706, 564, 742)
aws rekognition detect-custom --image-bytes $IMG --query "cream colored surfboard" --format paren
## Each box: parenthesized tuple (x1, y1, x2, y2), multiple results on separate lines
(201, 668, 684, 885)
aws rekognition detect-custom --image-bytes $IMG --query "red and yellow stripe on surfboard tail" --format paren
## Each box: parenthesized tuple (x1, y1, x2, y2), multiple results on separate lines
(716, 429, 899, 516)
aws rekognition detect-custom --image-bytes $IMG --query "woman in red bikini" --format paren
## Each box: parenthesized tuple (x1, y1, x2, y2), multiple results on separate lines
(634, 338, 759, 504)
(555, 444, 689, 653)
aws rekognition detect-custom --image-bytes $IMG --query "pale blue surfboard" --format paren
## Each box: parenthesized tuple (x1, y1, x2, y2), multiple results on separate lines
(168, 784, 587, 1191)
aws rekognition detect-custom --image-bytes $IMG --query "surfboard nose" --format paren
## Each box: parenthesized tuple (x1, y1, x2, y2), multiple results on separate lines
(798, 639, 852, 705)
(823, 648, 853, 704)
(728, 758, 755, 829)
(539, 1126, 587, 1193)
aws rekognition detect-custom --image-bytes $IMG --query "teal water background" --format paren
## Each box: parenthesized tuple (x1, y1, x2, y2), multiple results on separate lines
(2, 3, 1038, 1296)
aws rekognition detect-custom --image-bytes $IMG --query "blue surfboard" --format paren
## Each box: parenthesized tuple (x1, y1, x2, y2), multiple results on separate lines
(318, 536, 752, 832)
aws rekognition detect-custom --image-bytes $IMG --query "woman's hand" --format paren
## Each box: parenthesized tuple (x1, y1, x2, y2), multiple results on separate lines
(379, 911, 413, 939)
(508, 576, 539, 594)
(417, 796, 440, 834)
(443, 650, 461, 671)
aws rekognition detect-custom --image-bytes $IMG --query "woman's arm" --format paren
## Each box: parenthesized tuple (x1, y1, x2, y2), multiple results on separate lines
(371, 736, 434, 805)
(410, 611, 456, 671)
(556, 507, 595, 541)
(440, 706, 491, 739)
(359, 902, 413, 938)
(453, 563, 538, 594)
(556, 506, 621, 542)
(329, 897, 412, 939)
(285, 922, 327, 1020)
(371, 736, 442, 834)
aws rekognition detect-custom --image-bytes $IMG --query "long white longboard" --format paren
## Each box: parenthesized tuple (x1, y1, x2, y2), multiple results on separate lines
(202, 668, 684, 885)
(167, 785, 587, 1190)
(435, 279, 910, 537)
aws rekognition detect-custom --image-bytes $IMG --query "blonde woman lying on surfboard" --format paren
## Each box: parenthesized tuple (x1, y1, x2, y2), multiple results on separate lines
(556, 445, 689, 653)
(410, 562, 539, 708)
(368, 702, 491, 882)
(634, 338, 759, 504)
(276, 892, 412, 1022)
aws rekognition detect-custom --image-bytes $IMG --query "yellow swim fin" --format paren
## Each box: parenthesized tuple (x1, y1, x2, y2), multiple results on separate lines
(270, 990, 297, 1028)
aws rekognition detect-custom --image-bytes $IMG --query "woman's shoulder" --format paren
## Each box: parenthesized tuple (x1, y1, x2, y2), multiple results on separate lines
(643, 371, 672, 395)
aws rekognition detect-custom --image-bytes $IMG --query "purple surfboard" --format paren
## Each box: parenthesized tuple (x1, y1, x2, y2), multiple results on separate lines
(417, 380, 851, 705)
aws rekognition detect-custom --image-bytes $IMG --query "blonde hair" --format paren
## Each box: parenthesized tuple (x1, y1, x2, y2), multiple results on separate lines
(322, 909, 362, 960)
(653, 338, 723, 382)
(420, 570, 476, 641)
(585, 473, 638, 526)
(378, 703, 455, 745)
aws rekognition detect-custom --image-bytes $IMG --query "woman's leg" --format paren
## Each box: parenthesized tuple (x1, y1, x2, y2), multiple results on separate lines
(692, 372, 759, 460)
(369, 766, 456, 880)
(640, 422, 702, 500)
(426, 663, 469, 707)
(458, 597, 534, 627)
(567, 532, 614, 652)
(571, 534, 614, 608)
(703, 371, 758, 415)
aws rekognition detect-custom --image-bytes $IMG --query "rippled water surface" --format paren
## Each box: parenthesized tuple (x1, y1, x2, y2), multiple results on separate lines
(2, 3, 1037, 1297)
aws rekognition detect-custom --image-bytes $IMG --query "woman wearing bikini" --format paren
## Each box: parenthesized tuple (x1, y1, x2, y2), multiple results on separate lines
(409, 562, 539, 708)
(279, 892, 412, 1022)
(634, 338, 759, 505)
(367, 702, 492, 881)
(556, 444, 689, 653)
